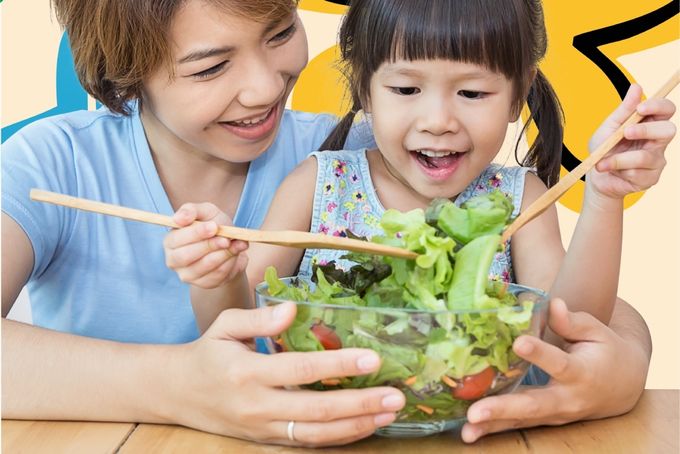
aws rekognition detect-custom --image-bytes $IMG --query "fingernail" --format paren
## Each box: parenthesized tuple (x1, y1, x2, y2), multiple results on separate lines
(357, 353, 380, 371)
(470, 408, 491, 423)
(596, 160, 611, 172)
(373, 413, 396, 427)
(272, 303, 288, 319)
(382, 394, 404, 410)
(515, 339, 533, 355)
(469, 427, 484, 442)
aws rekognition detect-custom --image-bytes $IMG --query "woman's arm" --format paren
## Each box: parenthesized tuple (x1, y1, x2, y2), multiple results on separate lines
(461, 296, 651, 443)
(3, 215, 405, 446)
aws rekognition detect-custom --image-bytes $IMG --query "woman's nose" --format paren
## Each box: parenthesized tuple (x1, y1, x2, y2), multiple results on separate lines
(237, 57, 286, 108)
(416, 99, 461, 136)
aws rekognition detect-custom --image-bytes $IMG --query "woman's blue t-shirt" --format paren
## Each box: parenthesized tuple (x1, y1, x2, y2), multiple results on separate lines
(1, 105, 374, 343)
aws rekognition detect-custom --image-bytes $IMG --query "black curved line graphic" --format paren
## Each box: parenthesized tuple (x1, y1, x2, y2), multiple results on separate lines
(564, 0, 679, 175)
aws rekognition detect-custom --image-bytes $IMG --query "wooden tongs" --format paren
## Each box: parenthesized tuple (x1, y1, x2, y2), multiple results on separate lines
(29, 189, 418, 259)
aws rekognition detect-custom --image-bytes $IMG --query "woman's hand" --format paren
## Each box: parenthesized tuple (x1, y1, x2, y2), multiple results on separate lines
(461, 299, 649, 443)
(588, 83, 676, 201)
(163, 302, 406, 447)
(163, 203, 248, 288)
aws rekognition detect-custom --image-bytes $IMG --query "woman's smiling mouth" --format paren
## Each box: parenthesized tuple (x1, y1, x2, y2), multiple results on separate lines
(220, 104, 280, 141)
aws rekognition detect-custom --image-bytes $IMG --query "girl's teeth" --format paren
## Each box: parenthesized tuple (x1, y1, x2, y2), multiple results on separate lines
(418, 149, 455, 158)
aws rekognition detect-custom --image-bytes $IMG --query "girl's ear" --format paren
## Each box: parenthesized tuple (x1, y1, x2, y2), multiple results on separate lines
(511, 68, 538, 122)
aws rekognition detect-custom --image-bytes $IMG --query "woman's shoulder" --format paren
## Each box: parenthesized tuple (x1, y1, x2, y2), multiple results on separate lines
(3, 108, 137, 157)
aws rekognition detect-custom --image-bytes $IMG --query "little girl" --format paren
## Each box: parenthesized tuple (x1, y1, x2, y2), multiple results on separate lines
(167, 0, 672, 331)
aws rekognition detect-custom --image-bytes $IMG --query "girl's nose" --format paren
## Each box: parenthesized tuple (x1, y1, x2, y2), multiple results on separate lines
(416, 99, 461, 136)
(237, 57, 286, 108)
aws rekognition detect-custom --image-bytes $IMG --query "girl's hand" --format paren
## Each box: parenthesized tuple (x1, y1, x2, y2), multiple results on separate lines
(164, 303, 406, 447)
(163, 203, 248, 288)
(460, 299, 648, 443)
(587, 83, 676, 200)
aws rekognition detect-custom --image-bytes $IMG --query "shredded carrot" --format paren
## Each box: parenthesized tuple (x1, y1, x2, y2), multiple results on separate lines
(274, 338, 287, 352)
(404, 376, 417, 386)
(505, 368, 523, 378)
(441, 375, 458, 388)
(321, 378, 341, 386)
(416, 404, 434, 415)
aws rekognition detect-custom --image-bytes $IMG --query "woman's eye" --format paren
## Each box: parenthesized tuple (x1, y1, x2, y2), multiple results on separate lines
(459, 90, 485, 99)
(269, 24, 296, 43)
(391, 87, 420, 96)
(191, 61, 228, 79)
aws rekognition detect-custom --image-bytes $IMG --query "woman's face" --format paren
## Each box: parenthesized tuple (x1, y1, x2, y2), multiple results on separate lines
(141, 0, 308, 163)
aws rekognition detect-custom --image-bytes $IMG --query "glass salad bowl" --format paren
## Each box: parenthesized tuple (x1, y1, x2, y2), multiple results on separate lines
(255, 276, 549, 438)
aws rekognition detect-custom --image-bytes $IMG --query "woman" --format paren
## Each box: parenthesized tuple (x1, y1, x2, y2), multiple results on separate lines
(2, 0, 672, 447)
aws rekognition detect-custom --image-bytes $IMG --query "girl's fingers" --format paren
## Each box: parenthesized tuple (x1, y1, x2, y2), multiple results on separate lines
(637, 97, 676, 120)
(268, 387, 404, 424)
(175, 248, 236, 282)
(597, 148, 666, 173)
(175, 202, 229, 224)
(165, 234, 230, 268)
(198, 254, 248, 287)
(164, 220, 220, 250)
(624, 120, 677, 142)
(600, 84, 642, 131)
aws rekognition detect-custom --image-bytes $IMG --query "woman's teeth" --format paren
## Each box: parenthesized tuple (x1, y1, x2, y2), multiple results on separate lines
(228, 109, 271, 126)
(417, 149, 457, 158)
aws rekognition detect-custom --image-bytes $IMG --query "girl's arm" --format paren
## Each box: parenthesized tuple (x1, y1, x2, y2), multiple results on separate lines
(164, 157, 319, 331)
(513, 86, 675, 324)
(246, 156, 319, 293)
(512, 173, 620, 324)
(163, 203, 250, 333)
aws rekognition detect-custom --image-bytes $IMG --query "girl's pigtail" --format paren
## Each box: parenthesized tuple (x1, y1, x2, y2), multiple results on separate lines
(318, 99, 361, 151)
(521, 69, 564, 187)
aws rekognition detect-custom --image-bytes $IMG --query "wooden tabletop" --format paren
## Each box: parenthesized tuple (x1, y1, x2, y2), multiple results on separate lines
(3, 390, 677, 453)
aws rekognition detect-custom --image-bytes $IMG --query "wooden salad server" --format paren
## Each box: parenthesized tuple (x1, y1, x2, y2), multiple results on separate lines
(30, 189, 418, 259)
(501, 70, 680, 244)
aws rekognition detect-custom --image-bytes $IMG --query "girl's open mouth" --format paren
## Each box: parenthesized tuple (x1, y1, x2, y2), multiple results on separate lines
(220, 104, 279, 141)
(411, 149, 463, 181)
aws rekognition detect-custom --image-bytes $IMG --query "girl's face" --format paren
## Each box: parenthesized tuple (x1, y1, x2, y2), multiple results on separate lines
(141, 0, 308, 163)
(367, 59, 516, 204)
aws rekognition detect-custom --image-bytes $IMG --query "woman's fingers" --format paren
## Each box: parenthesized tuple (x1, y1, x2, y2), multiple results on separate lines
(207, 302, 298, 340)
(256, 348, 384, 386)
(272, 387, 405, 423)
(271, 412, 396, 447)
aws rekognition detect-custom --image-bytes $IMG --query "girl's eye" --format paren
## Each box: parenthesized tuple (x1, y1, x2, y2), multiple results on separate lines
(269, 23, 296, 43)
(390, 87, 420, 96)
(191, 61, 228, 79)
(459, 90, 485, 99)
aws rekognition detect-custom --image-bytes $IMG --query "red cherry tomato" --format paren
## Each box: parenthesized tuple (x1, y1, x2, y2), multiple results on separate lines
(452, 367, 496, 400)
(310, 323, 342, 350)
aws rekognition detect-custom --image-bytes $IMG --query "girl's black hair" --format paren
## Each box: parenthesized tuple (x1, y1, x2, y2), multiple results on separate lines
(320, 0, 563, 187)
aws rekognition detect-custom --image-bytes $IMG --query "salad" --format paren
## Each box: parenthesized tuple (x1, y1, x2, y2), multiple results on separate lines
(259, 190, 547, 422)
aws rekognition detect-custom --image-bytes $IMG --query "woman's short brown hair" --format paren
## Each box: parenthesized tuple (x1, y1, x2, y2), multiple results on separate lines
(52, 0, 298, 115)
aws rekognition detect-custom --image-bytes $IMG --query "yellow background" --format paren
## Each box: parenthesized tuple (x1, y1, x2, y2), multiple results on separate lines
(2, 1, 679, 388)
